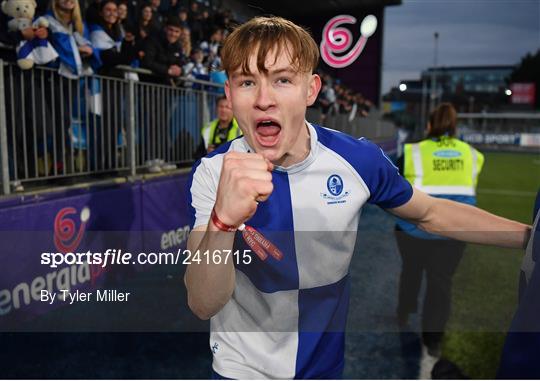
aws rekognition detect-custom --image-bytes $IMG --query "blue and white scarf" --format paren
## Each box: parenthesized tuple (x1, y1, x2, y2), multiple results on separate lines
(16, 16, 59, 66)
(45, 12, 101, 79)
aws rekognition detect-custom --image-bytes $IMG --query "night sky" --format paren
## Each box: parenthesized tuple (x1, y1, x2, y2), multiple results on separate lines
(382, 0, 540, 93)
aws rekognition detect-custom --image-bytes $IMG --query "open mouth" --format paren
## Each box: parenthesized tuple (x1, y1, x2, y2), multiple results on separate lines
(255, 119, 281, 147)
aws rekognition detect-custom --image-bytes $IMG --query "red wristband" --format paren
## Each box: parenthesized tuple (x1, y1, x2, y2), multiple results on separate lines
(211, 208, 238, 232)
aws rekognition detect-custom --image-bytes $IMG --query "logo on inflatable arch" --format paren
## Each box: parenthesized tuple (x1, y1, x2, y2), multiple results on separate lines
(320, 14, 378, 69)
(53, 207, 91, 253)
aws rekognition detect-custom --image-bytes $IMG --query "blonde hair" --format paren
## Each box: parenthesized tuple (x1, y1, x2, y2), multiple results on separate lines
(51, 0, 84, 34)
(221, 16, 319, 75)
(180, 26, 191, 57)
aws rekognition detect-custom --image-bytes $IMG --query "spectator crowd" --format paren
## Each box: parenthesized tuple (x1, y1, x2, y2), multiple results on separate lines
(0, 0, 234, 84)
(314, 71, 374, 123)
(0, 0, 236, 190)
(0, 0, 374, 191)
(0, 0, 374, 113)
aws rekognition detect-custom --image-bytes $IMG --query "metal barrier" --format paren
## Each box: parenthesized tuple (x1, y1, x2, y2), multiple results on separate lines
(0, 60, 224, 195)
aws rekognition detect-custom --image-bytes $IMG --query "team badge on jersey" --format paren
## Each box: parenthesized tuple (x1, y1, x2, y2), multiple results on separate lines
(327, 174, 343, 196)
(321, 174, 350, 204)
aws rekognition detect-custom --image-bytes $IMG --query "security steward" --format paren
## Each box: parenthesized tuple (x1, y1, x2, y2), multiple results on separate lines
(194, 96, 241, 160)
(395, 102, 485, 356)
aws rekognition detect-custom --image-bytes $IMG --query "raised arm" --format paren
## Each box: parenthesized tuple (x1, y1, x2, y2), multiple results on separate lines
(184, 152, 273, 320)
(389, 187, 531, 249)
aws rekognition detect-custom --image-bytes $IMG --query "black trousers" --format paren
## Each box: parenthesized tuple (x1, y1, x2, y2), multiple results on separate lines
(395, 227, 466, 346)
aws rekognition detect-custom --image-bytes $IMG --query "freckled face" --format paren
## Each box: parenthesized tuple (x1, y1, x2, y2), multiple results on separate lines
(225, 44, 321, 167)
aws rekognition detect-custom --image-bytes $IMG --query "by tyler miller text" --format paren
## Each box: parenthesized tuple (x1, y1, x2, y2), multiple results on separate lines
(41, 289, 130, 304)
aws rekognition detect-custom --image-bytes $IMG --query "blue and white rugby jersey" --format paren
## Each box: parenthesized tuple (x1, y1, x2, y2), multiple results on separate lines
(188, 123, 413, 379)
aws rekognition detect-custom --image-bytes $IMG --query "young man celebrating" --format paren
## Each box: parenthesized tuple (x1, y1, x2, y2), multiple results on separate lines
(185, 16, 530, 379)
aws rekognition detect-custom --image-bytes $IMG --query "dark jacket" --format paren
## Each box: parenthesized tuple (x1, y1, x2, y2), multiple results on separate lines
(0, 12, 21, 62)
(141, 34, 186, 84)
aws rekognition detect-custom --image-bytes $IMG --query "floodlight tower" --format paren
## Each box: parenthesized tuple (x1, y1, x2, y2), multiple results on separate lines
(430, 31, 439, 113)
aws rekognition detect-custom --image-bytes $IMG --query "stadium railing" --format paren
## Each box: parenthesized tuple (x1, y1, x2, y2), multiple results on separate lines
(0, 59, 224, 195)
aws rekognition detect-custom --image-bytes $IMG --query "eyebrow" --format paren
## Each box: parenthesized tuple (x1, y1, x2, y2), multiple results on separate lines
(268, 68, 297, 76)
(230, 72, 254, 80)
(230, 67, 297, 79)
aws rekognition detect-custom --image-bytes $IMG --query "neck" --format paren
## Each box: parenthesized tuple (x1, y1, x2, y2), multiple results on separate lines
(274, 122, 311, 168)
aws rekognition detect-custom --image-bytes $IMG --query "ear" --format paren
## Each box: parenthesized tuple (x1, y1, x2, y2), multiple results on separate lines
(224, 79, 231, 103)
(306, 73, 322, 107)
(1, 1, 9, 14)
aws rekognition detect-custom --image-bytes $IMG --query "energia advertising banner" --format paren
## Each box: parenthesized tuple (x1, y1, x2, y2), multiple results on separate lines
(0, 174, 192, 330)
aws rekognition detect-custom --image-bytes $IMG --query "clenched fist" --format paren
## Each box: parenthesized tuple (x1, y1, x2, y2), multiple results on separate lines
(213, 152, 274, 227)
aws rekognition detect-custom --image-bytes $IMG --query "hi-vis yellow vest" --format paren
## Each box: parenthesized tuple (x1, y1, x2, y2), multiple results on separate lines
(201, 118, 241, 149)
(403, 137, 484, 196)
